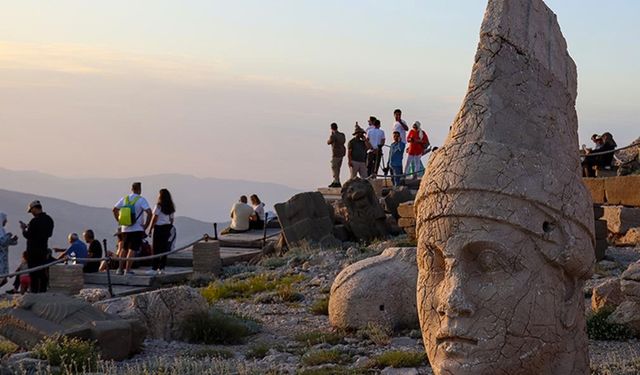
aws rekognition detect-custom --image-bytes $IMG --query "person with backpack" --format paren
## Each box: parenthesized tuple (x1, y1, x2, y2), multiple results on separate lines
(148, 188, 175, 275)
(112, 182, 152, 275)
(405, 121, 430, 179)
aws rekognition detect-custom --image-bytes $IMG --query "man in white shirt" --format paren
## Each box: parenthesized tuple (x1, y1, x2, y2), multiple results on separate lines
(112, 182, 152, 275)
(366, 118, 386, 178)
(392, 109, 409, 143)
(222, 195, 254, 234)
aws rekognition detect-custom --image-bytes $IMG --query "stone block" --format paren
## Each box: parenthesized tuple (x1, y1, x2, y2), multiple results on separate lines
(591, 279, 623, 313)
(616, 227, 640, 247)
(275, 191, 339, 248)
(582, 178, 606, 204)
(49, 264, 84, 295)
(609, 300, 640, 334)
(192, 241, 221, 275)
(602, 206, 640, 234)
(404, 226, 416, 236)
(622, 262, 640, 282)
(398, 217, 416, 228)
(604, 175, 640, 207)
(397, 202, 415, 218)
(621, 280, 640, 301)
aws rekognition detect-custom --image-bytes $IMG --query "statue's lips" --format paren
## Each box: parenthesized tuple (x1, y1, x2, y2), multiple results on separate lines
(436, 335, 478, 358)
(436, 336, 478, 346)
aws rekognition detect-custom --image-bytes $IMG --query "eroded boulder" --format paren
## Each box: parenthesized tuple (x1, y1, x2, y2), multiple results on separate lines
(0, 293, 144, 360)
(341, 178, 391, 242)
(93, 285, 206, 341)
(328, 247, 418, 331)
(591, 279, 623, 313)
(275, 192, 340, 248)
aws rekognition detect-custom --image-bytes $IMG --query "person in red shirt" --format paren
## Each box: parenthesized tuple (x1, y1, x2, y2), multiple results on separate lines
(406, 121, 430, 179)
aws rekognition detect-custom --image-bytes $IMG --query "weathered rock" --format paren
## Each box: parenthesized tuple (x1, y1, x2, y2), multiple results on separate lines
(340, 178, 391, 242)
(604, 175, 640, 207)
(274, 192, 340, 248)
(77, 288, 111, 303)
(602, 206, 640, 235)
(93, 286, 206, 341)
(328, 247, 418, 331)
(397, 202, 414, 219)
(621, 280, 640, 301)
(0, 293, 144, 360)
(591, 279, 623, 312)
(622, 262, 640, 282)
(608, 300, 640, 334)
(583, 179, 606, 204)
(616, 227, 640, 247)
(383, 186, 414, 219)
(414, 1, 594, 374)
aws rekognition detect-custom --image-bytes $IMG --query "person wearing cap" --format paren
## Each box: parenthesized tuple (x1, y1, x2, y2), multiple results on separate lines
(327, 122, 346, 188)
(405, 121, 430, 179)
(392, 109, 409, 143)
(348, 123, 371, 179)
(20, 200, 54, 293)
(112, 182, 152, 276)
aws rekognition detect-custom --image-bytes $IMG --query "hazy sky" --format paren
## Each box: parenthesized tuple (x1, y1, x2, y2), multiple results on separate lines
(0, 0, 638, 190)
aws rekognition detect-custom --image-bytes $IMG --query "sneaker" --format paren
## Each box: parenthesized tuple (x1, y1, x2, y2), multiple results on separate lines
(157, 269, 164, 275)
(115, 269, 124, 276)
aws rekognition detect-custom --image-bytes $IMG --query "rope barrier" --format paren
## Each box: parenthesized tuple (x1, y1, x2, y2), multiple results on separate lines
(582, 142, 640, 157)
(0, 234, 210, 279)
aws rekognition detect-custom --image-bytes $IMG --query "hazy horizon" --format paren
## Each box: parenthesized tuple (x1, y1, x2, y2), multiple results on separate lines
(1, 0, 638, 190)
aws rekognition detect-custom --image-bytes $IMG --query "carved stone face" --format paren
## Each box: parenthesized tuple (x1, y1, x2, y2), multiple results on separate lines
(417, 216, 572, 375)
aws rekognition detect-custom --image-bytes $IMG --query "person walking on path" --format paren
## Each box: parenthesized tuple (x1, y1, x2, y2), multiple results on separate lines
(222, 196, 254, 234)
(348, 124, 371, 179)
(20, 200, 54, 293)
(148, 188, 175, 275)
(327, 123, 346, 188)
(0, 212, 18, 287)
(82, 229, 102, 273)
(366, 119, 386, 178)
(389, 131, 406, 186)
(113, 182, 152, 275)
(406, 121, 430, 179)
(392, 109, 409, 143)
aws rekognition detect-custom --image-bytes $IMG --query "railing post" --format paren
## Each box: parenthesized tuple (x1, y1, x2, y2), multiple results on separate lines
(213, 223, 218, 240)
(103, 239, 114, 297)
(262, 213, 269, 248)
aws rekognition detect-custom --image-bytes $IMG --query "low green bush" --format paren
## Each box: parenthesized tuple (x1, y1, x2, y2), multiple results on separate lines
(0, 338, 17, 357)
(33, 335, 99, 372)
(587, 308, 633, 341)
(201, 273, 305, 302)
(294, 331, 343, 346)
(246, 342, 271, 359)
(180, 309, 261, 345)
(370, 350, 427, 368)
(186, 348, 235, 359)
(298, 367, 372, 375)
(309, 297, 329, 315)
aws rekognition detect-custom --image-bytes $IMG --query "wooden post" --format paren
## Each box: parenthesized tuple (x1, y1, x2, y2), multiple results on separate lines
(192, 240, 222, 276)
(49, 264, 84, 295)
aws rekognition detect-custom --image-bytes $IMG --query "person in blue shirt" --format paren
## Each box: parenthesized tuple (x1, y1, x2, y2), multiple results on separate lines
(58, 233, 88, 264)
(389, 131, 406, 186)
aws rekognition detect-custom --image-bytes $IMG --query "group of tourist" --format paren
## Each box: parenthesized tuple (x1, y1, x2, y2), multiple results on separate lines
(222, 194, 267, 234)
(327, 109, 431, 187)
(0, 182, 179, 294)
(582, 132, 618, 177)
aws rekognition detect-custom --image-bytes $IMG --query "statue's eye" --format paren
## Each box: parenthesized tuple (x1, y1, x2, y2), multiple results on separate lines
(477, 250, 502, 273)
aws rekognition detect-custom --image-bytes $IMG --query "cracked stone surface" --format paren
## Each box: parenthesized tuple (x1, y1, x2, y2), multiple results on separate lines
(415, 0, 595, 374)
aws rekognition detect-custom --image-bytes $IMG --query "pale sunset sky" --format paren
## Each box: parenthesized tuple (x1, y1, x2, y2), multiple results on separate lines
(0, 1, 638, 189)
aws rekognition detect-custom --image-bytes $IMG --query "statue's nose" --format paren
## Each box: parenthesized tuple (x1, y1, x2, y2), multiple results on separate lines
(436, 275, 475, 318)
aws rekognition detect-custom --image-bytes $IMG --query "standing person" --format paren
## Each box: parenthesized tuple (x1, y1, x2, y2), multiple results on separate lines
(82, 229, 103, 273)
(406, 121, 430, 179)
(348, 124, 371, 179)
(392, 109, 409, 143)
(249, 194, 266, 230)
(20, 200, 54, 293)
(149, 189, 175, 275)
(221, 196, 254, 234)
(112, 182, 152, 275)
(0, 212, 18, 287)
(366, 119, 386, 178)
(327, 123, 346, 188)
(389, 131, 406, 186)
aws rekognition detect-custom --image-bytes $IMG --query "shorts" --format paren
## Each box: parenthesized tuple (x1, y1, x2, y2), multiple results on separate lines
(123, 231, 145, 255)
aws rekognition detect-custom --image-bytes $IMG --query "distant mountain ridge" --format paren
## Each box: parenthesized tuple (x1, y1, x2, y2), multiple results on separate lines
(0, 168, 301, 222)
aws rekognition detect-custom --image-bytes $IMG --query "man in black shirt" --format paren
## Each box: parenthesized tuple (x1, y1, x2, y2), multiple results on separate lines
(348, 124, 371, 179)
(20, 200, 54, 293)
(82, 229, 103, 273)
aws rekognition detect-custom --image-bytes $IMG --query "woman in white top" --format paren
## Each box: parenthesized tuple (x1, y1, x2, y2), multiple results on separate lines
(149, 189, 175, 274)
(249, 194, 266, 230)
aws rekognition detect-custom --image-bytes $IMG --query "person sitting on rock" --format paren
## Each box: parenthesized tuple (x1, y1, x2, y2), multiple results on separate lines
(582, 132, 617, 177)
(82, 229, 102, 273)
(55, 233, 88, 264)
(221, 196, 254, 235)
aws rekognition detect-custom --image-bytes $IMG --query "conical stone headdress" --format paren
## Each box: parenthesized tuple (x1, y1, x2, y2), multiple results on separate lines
(416, 0, 595, 279)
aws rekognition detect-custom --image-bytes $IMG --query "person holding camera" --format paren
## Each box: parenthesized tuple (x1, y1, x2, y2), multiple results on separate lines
(348, 123, 371, 179)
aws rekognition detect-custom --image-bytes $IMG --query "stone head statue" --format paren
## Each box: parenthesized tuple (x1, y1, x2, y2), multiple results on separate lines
(415, 1, 595, 374)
